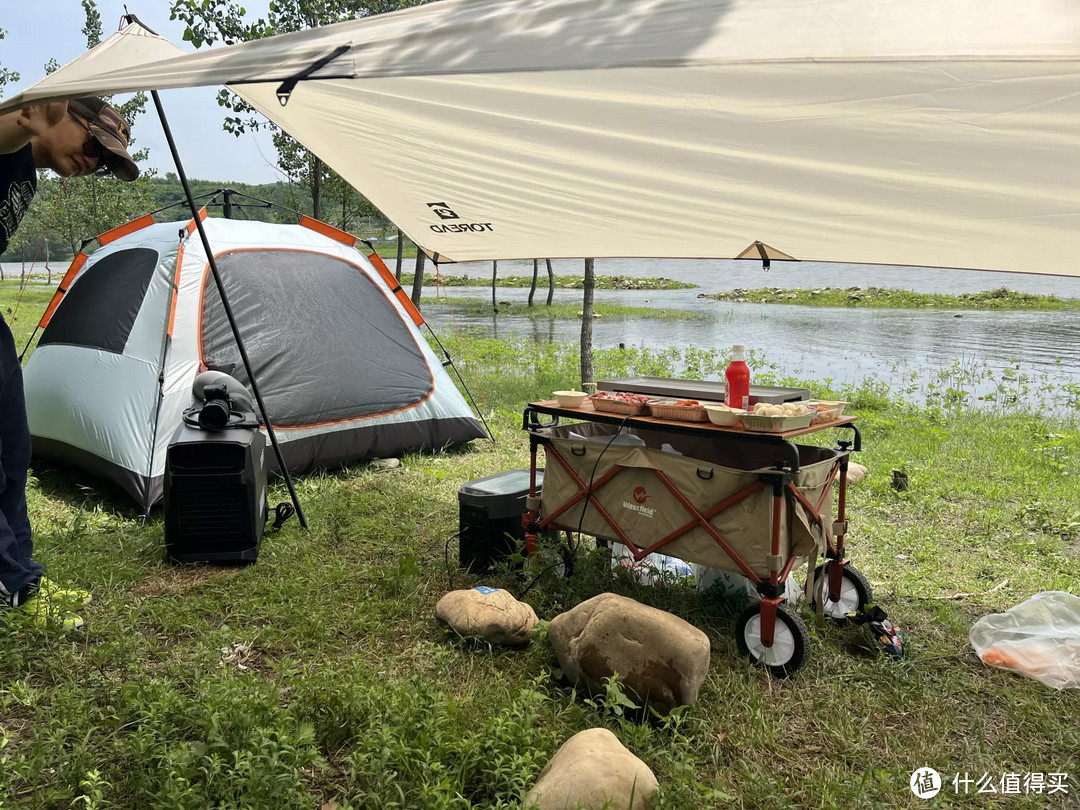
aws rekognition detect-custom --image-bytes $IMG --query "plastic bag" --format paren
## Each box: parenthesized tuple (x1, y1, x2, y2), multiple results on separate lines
(610, 544, 694, 587)
(969, 591, 1080, 690)
(692, 564, 802, 610)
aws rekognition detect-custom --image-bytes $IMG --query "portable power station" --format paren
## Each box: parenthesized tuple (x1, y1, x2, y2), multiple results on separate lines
(458, 468, 545, 574)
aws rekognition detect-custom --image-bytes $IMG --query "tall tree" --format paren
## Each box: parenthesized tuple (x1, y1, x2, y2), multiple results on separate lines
(410, 250, 425, 306)
(170, 0, 434, 224)
(580, 258, 595, 387)
(528, 259, 538, 306)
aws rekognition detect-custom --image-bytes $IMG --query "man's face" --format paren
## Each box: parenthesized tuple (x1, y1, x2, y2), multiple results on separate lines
(33, 115, 101, 178)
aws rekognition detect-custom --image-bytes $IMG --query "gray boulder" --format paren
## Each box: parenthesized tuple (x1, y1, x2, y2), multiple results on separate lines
(435, 587, 538, 647)
(549, 593, 710, 715)
(522, 728, 658, 810)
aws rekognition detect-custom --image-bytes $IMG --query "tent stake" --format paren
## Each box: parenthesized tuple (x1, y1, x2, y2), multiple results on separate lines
(151, 90, 308, 530)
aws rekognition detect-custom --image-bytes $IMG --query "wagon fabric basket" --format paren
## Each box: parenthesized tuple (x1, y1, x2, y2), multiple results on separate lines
(535, 422, 838, 578)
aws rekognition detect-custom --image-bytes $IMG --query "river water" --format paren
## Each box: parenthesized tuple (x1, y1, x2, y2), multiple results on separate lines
(422, 259, 1080, 408)
(8, 258, 1080, 407)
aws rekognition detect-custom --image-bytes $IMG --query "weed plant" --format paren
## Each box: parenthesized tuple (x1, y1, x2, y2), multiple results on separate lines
(1, 288, 1078, 808)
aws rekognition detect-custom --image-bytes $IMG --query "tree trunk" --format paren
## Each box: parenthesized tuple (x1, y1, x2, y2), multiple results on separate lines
(45, 241, 51, 283)
(395, 229, 404, 281)
(546, 259, 555, 306)
(528, 259, 538, 306)
(491, 260, 498, 312)
(411, 249, 426, 306)
(311, 155, 323, 220)
(580, 258, 595, 388)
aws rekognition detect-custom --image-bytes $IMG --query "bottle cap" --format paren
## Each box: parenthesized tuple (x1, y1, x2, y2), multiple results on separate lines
(733, 343, 745, 352)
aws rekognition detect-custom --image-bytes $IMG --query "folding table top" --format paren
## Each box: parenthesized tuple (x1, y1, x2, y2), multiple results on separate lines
(527, 400, 856, 441)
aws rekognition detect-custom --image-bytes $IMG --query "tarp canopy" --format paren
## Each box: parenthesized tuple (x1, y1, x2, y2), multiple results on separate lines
(4, 0, 1080, 275)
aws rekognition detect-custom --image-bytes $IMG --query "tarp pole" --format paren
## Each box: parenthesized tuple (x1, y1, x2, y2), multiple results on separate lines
(151, 90, 308, 530)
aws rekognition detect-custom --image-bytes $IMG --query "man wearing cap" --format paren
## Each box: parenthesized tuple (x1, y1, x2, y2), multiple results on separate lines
(0, 96, 138, 631)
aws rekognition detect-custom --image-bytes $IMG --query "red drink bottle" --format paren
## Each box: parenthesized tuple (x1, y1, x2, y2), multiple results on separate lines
(725, 344, 751, 410)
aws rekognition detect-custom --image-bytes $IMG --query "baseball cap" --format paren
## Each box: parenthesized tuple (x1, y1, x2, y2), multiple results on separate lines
(67, 97, 139, 182)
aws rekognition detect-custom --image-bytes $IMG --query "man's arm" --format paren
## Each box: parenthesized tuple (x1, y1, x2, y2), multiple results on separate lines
(0, 102, 69, 155)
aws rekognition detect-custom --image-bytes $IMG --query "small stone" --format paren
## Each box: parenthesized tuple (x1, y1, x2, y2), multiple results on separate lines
(370, 458, 401, 471)
(435, 587, 538, 647)
(549, 593, 710, 716)
(522, 728, 658, 810)
(953, 313, 963, 318)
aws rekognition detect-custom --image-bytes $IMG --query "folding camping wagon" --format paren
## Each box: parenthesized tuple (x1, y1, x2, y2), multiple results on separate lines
(523, 397, 870, 676)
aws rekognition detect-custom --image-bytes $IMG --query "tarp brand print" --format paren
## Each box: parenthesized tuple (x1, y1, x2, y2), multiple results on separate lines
(0, 180, 35, 252)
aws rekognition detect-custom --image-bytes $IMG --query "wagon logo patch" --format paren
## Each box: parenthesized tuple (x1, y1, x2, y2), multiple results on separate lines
(623, 486, 655, 519)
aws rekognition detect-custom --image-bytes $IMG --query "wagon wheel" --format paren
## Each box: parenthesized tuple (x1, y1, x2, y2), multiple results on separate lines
(809, 563, 872, 622)
(735, 601, 811, 678)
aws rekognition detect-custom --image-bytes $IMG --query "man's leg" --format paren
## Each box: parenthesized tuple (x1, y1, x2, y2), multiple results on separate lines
(0, 313, 43, 606)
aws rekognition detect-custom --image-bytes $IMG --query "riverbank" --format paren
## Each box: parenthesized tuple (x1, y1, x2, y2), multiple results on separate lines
(421, 296, 706, 321)
(410, 273, 696, 291)
(704, 285, 1080, 310)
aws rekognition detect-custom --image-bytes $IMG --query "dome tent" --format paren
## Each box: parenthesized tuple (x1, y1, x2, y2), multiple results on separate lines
(24, 213, 486, 510)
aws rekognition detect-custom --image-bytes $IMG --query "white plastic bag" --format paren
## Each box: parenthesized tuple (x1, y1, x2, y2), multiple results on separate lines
(692, 564, 802, 608)
(610, 544, 694, 587)
(969, 591, 1080, 690)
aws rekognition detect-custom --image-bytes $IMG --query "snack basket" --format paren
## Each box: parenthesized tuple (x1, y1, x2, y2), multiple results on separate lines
(809, 400, 850, 425)
(589, 395, 649, 415)
(646, 398, 719, 422)
(740, 411, 815, 433)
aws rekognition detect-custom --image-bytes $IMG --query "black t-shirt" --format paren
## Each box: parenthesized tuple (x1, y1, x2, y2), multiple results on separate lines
(0, 144, 38, 256)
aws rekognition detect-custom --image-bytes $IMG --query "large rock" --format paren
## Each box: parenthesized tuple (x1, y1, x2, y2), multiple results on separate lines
(522, 728, 658, 810)
(549, 593, 710, 715)
(846, 462, 868, 485)
(435, 586, 538, 647)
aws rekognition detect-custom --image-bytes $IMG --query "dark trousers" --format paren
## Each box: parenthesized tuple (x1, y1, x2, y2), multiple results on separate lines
(0, 313, 42, 602)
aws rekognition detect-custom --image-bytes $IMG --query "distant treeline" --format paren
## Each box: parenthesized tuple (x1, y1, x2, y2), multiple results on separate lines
(0, 174, 402, 265)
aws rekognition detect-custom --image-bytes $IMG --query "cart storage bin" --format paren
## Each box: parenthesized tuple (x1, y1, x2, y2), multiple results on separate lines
(536, 422, 836, 576)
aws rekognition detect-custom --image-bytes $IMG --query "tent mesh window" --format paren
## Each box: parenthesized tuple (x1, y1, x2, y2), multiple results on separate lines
(199, 249, 435, 427)
(39, 247, 159, 354)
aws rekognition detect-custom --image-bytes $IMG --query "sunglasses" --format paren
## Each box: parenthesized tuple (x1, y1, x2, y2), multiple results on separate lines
(70, 113, 113, 177)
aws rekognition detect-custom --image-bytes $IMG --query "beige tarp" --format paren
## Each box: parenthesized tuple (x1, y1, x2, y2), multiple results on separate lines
(537, 423, 835, 576)
(4, 0, 1080, 274)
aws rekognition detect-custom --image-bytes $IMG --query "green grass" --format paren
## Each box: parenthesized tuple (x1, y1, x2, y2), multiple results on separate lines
(2, 290, 1079, 808)
(406, 274, 696, 291)
(420, 296, 706, 321)
(705, 285, 1080, 310)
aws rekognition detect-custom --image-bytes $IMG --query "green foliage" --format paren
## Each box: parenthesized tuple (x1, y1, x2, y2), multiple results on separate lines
(0, 28, 20, 96)
(706, 285, 1079, 311)
(169, 0, 436, 221)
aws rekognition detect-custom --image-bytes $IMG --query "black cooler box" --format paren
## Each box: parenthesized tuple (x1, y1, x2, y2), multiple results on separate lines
(458, 468, 545, 574)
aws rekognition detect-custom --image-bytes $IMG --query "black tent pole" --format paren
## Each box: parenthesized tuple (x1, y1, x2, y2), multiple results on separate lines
(151, 90, 308, 530)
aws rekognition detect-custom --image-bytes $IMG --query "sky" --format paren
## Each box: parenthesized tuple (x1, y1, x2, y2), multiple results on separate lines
(1, 0, 284, 184)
